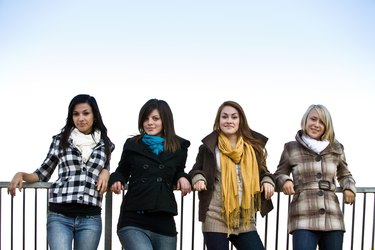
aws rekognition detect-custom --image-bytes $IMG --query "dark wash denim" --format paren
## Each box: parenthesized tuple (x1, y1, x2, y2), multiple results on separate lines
(203, 231, 265, 250)
(292, 229, 344, 250)
(117, 226, 177, 250)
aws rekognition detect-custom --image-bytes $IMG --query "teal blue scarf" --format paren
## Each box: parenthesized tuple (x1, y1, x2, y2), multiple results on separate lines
(142, 134, 165, 155)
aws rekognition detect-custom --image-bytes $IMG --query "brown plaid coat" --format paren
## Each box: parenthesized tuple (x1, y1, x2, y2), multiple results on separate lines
(274, 130, 356, 234)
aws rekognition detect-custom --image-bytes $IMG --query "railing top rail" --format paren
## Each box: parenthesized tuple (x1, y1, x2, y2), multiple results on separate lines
(0, 181, 52, 189)
(1, 181, 375, 193)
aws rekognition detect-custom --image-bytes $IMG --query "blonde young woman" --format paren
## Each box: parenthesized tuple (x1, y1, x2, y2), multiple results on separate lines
(189, 101, 274, 250)
(274, 104, 356, 250)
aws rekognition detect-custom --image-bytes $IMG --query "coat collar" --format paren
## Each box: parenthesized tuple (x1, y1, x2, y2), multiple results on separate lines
(201, 130, 268, 153)
(295, 130, 343, 155)
(125, 136, 189, 162)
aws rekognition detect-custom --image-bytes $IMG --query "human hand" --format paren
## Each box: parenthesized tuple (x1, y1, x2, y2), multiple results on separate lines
(261, 182, 274, 200)
(97, 169, 110, 195)
(177, 177, 191, 196)
(193, 180, 207, 192)
(343, 190, 355, 205)
(110, 181, 124, 194)
(282, 180, 295, 195)
(8, 172, 24, 197)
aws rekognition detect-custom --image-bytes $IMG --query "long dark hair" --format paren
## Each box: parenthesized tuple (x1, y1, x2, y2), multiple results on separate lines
(136, 98, 181, 152)
(213, 100, 268, 171)
(60, 94, 112, 164)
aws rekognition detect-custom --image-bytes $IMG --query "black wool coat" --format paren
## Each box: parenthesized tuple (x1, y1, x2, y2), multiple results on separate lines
(109, 136, 191, 215)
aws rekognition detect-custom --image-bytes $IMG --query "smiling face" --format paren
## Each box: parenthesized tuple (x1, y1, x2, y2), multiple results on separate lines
(72, 103, 94, 134)
(305, 109, 325, 140)
(219, 105, 240, 139)
(143, 109, 163, 136)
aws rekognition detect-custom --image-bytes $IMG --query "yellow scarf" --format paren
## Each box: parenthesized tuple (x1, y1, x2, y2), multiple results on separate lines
(218, 133, 261, 235)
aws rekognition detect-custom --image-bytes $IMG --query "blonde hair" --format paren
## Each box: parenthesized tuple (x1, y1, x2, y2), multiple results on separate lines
(300, 104, 335, 144)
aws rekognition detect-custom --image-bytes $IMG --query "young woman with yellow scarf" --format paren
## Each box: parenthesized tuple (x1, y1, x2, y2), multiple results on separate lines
(189, 101, 275, 250)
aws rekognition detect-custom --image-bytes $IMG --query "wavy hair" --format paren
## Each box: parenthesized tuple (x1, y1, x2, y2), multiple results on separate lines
(213, 100, 268, 171)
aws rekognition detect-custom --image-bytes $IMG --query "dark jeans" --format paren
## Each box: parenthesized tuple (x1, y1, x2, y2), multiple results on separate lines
(292, 229, 344, 250)
(203, 231, 264, 250)
(117, 226, 176, 250)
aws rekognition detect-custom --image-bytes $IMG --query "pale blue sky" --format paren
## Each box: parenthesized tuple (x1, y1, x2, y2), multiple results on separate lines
(1, 1, 374, 248)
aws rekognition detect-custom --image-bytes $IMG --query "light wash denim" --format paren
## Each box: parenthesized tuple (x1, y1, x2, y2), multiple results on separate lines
(292, 229, 344, 250)
(117, 226, 177, 250)
(47, 212, 102, 250)
(203, 231, 264, 250)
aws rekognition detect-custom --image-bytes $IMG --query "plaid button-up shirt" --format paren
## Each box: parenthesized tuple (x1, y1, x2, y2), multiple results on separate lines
(34, 134, 113, 208)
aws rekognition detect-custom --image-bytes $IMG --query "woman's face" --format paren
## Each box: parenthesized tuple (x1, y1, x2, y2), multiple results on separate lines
(219, 106, 240, 137)
(73, 103, 94, 135)
(143, 109, 163, 136)
(305, 109, 325, 140)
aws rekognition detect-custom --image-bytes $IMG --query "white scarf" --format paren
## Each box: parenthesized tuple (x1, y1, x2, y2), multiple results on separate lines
(301, 134, 329, 154)
(70, 128, 101, 163)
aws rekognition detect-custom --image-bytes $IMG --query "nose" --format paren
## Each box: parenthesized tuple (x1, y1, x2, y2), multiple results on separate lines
(78, 114, 85, 121)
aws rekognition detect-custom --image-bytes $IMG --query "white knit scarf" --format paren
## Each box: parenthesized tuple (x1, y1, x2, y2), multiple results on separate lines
(70, 128, 101, 163)
(301, 134, 329, 154)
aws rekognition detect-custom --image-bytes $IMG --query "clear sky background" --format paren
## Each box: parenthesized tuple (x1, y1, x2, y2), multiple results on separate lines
(1, 1, 374, 249)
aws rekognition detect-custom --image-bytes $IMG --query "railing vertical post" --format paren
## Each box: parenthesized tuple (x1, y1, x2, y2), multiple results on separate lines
(104, 191, 113, 250)
(11, 196, 13, 250)
(275, 192, 280, 250)
(264, 214, 268, 250)
(191, 191, 196, 250)
(22, 189, 26, 250)
(361, 193, 366, 250)
(0, 189, 2, 250)
(46, 188, 49, 250)
(372, 194, 375, 249)
(180, 195, 184, 250)
(351, 202, 356, 250)
(34, 189, 38, 250)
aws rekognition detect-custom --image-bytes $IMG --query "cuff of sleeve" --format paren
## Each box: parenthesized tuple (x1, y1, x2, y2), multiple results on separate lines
(192, 174, 206, 186)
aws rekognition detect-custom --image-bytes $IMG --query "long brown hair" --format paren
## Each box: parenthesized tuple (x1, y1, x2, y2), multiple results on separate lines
(213, 101, 268, 170)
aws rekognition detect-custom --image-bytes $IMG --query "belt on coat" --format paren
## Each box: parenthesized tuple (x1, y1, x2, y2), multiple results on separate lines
(294, 180, 336, 193)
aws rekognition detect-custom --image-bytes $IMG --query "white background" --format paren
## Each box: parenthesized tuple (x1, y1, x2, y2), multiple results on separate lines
(1, 1, 374, 249)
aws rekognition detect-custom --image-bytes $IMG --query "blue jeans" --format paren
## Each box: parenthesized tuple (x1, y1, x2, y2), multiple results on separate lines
(203, 231, 265, 250)
(117, 226, 177, 250)
(292, 230, 344, 250)
(47, 212, 102, 250)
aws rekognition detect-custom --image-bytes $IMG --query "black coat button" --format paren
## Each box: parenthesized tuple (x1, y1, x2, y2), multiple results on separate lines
(143, 164, 149, 169)
(319, 208, 325, 214)
(159, 164, 165, 169)
(316, 172, 322, 179)
(318, 190, 324, 196)
(315, 155, 322, 161)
